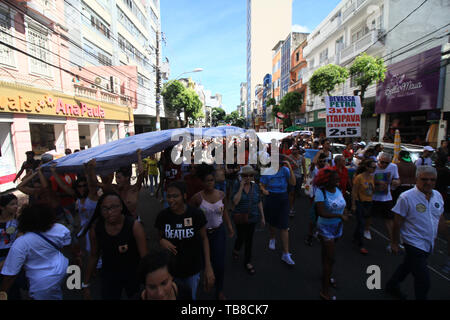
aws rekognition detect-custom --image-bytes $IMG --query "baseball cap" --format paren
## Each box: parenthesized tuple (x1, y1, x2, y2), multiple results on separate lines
(399, 151, 412, 163)
(423, 146, 434, 152)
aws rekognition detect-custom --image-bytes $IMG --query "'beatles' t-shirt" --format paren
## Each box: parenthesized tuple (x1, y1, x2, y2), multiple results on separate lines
(154, 206, 206, 278)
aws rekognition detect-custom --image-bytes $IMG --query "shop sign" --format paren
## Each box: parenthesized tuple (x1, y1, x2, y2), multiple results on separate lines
(375, 46, 441, 114)
(0, 95, 105, 119)
(325, 96, 362, 138)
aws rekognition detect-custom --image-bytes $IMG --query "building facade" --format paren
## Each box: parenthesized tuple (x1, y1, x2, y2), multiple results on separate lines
(301, 0, 449, 144)
(247, 0, 292, 127)
(0, 0, 137, 192)
(289, 39, 308, 126)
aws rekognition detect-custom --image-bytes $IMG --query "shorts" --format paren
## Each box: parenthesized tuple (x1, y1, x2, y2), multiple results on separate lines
(264, 192, 289, 230)
(288, 175, 303, 193)
(371, 200, 394, 220)
(317, 222, 343, 240)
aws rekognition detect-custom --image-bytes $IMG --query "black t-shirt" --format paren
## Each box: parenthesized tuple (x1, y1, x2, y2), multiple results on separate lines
(154, 206, 206, 278)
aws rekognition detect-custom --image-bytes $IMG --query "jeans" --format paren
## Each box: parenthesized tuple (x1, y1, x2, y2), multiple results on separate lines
(234, 223, 256, 265)
(175, 272, 201, 300)
(149, 175, 158, 194)
(386, 244, 431, 300)
(207, 223, 227, 297)
(353, 201, 372, 247)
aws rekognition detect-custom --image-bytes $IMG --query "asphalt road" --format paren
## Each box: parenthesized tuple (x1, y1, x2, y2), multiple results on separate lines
(63, 187, 450, 300)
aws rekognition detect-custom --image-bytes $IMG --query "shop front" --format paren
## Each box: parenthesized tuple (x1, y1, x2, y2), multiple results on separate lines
(376, 46, 442, 146)
(0, 82, 134, 192)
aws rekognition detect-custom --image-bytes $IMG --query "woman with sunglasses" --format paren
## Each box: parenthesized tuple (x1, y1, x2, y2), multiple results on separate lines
(231, 165, 265, 275)
(351, 159, 376, 255)
(314, 168, 350, 300)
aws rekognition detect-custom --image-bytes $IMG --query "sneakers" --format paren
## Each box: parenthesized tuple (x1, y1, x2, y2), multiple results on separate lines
(281, 253, 295, 266)
(364, 230, 372, 240)
(269, 239, 276, 250)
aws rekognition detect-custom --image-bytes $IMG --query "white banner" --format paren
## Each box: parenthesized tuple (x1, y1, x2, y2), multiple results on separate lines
(325, 96, 362, 138)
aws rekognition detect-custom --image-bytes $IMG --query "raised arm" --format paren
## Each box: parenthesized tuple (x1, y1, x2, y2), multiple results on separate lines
(134, 149, 144, 190)
(17, 171, 38, 195)
(50, 165, 76, 198)
(85, 159, 99, 201)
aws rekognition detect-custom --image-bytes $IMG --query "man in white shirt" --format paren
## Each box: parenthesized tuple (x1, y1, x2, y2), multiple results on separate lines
(414, 146, 434, 167)
(386, 166, 445, 300)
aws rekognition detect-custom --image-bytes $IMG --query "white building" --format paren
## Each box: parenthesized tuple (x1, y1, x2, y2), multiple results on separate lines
(302, 0, 449, 143)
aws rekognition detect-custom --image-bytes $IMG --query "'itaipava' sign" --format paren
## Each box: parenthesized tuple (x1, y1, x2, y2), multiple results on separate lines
(325, 96, 362, 138)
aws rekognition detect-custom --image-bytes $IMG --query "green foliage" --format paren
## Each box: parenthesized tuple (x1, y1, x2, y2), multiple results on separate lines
(225, 110, 246, 128)
(309, 64, 349, 96)
(280, 91, 304, 114)
(161, 80, 204, 126)
(211, 107, 226, 126)
(349, 53, 386, 103)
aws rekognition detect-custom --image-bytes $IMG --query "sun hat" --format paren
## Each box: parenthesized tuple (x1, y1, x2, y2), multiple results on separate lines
(238, 165, 258, 176)
(399, 150, 412, 163)
(423, 146, 434, 152)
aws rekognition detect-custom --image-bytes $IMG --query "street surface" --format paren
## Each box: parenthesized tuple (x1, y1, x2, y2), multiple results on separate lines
(62, 187, 450, 300)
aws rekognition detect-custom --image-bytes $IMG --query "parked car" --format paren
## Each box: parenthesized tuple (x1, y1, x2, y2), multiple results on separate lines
(353, 142, 427, 166)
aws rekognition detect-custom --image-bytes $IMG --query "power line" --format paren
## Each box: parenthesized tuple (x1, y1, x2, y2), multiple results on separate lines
(366, 0, 430, 52)
(4, 0, 159, 96)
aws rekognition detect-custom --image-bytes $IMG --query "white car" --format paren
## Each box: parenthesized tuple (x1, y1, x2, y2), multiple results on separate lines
(354, 142, 425, 166)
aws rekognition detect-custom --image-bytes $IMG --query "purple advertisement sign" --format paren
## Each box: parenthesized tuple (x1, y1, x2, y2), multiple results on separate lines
(375, 46, 441, 114)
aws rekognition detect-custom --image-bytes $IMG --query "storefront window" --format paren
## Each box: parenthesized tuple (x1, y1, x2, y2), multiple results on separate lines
(30, 123, 57, 155)
(105, 124, 118, 143)
(0, 122, 16, 191)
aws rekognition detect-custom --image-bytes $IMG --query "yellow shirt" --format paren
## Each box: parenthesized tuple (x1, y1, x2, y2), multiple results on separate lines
(353, 173, 374, 202)
(144, 158, 159, 176)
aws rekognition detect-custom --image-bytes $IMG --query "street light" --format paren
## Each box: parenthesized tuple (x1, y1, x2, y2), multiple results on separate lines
(175, 68, 203, 80)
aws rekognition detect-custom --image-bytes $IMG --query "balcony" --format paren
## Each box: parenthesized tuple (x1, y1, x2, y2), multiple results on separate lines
(74, 84, 130, 107)
(302, 56, 335, 83)
(342, 0, 369, 23)
(339, 29, 382, 64)
(304, 15, 342, 57)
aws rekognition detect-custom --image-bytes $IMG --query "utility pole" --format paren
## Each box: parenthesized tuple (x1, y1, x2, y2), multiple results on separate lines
(155, 29, 161, 131)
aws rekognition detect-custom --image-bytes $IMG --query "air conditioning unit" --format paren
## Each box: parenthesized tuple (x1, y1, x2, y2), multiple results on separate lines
(94, 76, 109, 91)
(110, 76, 121, 94)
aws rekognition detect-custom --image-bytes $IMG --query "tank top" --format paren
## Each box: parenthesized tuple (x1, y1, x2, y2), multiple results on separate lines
(199, 192, 224, 229)
(95, 216, 140, 273)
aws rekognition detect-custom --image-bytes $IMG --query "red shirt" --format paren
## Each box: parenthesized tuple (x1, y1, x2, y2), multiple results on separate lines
(333, 165, 349, 193)
(50, 173, 77, 207)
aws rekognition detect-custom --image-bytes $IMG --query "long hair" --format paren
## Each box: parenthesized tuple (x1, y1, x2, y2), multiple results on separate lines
(313, 168, 337, 188)
(81, 191, 130, 237)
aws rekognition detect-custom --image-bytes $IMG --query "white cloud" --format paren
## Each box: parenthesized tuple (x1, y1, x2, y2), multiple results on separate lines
(292, 24, 310, 33)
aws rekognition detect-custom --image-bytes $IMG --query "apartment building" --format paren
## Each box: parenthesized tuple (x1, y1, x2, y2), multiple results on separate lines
(0, 0, 138, 192)
(247, 0, 292, 127)
(289, 39, 308, 125)
(302, 0, 449, 144)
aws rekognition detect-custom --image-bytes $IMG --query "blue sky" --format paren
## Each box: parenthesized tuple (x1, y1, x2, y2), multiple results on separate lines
(160, 0, 341, 114)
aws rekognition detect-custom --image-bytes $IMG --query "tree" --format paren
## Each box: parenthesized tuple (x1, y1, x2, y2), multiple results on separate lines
(349, 53, 386, 105)
(211, 107, 226, 126)
(225, 110, 245, 128)
(161, 80, 204, 127)
(279, 91, 304, 127)
(309, 64, 349, 96)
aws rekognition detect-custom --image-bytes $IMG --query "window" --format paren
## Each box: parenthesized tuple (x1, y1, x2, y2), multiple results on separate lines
(296, 51, 299, 62)
(122, 0, 147, 27)
(351, 25, 369, 43)
(117, 6, 149, 47)
(118, 34, 148, 68)
(83, 3, 111, 39)
(83, 39, 112, 66)
(98, 52, 112, 66)
(319, 48, 328, 64)
(297, 69, 303, 82)
(28, 23, 51, 77)
(0, 10, 14, 67)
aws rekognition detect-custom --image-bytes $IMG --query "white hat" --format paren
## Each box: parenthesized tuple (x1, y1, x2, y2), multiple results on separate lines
(423, 146, 434, 152)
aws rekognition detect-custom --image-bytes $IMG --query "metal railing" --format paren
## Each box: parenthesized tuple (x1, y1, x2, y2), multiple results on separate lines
(340, 29, 377, 62)
(74, 85, 97, 100)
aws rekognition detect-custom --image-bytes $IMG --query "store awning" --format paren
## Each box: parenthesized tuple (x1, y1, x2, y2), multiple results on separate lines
(305, 119, 326, 127)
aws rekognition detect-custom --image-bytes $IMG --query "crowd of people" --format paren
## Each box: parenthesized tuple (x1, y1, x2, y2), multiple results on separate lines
(0, 133, 448, 301)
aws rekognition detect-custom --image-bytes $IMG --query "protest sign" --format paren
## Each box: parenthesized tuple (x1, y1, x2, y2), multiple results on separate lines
(325, 96, 362, 138)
